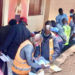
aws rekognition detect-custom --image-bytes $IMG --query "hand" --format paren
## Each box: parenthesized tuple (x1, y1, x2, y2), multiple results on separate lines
(0, 51, 2, 56)
(50, 59, 54, 64)
(35, 58, 39, 61)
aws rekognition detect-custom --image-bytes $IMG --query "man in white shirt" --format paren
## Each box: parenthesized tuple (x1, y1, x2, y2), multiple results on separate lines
(56, 8, 68, 26)
(15, 0, 22, 22)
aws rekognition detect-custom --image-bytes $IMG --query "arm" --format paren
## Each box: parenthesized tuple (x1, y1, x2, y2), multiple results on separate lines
(0, 27, 16, 52)
(25, 45, 41, 69)
(56, 16, 59, 23)
(52, 37, 60, 60)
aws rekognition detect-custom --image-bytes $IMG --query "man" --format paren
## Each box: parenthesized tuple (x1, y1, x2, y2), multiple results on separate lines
(15, 0, 21, 22)
(56, 8, 68, 26)
(0, 19, 17, 47)
(12, 34, 47, 75)
(34, 24, 60, 64)
(0, 17, 31, 75)
(62, 18, 71, 52)
(51, 27, 64, 53)
(51, 20, 67, 43)
(68, 9, 74, 24)
(0, 19, 16, 75)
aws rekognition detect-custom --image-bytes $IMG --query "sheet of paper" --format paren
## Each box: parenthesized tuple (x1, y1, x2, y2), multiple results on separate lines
(50, 65, 62, 72)
(0, 53, 9, 62)
(34, 56, 50, 65)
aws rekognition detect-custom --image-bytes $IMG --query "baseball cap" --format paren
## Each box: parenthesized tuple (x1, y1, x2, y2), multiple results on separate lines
(51, 27, 59, 33)
(19, 17, 28, 25)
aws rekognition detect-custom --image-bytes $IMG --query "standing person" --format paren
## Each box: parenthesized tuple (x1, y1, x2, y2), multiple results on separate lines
(0, 17, 31, 75)
(62, 18, 71, 52)
(12, 34, 47, 75)
(68, 9, 74, 24)
(51, 27, 64, 53)
(15, 0, 21, 22)
(56, 8, 68, 26)
(51, 20, 67, 43)
(0, 19, 16, 75)
(34, 24, 60, 64)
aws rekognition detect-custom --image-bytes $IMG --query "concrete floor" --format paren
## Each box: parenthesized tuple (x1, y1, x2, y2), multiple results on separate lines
(51, 53, 75, 75)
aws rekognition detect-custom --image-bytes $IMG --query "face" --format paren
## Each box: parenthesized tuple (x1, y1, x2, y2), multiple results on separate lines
(59, 10, 63, 15)
(44, 26, 51, 35)
(17, 0, 21, 4)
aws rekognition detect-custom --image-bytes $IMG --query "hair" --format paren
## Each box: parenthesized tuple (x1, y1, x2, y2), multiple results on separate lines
(62, 18, 68, 24)
(8, 19, 17, 26)
(45, 20, 52, 26)
(51, 20, 56, 27)
(34, 34, 43, 41)
(59, 8, 63, 12)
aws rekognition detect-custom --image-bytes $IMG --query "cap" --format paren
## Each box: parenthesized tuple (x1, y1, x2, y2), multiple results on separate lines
(51, 27, 59, 33)
(19, 17, 28, 25)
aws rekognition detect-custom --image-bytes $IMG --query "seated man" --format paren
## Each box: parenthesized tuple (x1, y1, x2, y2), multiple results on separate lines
(34, 23, 60, 64)
(12, 34, 47, 75)
(51, 27, 64, 53)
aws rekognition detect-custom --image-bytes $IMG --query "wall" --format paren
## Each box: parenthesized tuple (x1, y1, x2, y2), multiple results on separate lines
(27, 0, 46, 32)
(49, 0, 75, 21)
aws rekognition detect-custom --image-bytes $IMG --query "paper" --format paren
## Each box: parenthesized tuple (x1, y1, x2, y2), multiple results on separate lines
(0, 53, 9, 62)
(29, 71, 44, 75)
(34, 56, 50, 65)
(50, 65, 62, 72)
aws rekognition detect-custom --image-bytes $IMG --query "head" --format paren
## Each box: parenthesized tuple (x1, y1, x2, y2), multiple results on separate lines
(17, 0, 21, 5)
(51, 20, 56, 27)
(19, 17, 28, 26)
(33, 34, 43, 46)
(70, 9, 74, 17)
(45, 21, 52, 27)
(44, 25, 51, 36)
(59, 8, 63, 15)
(8, 19, 17, 26)
(51, 27, 59, 35)
(62, 18, 68, 25)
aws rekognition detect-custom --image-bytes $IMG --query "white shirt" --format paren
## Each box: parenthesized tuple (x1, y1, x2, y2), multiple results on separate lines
(56, 13, 68, 26)
(15, 4, 21, 15)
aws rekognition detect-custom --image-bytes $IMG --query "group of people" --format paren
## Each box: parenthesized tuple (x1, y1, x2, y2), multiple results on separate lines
(0, 8, 75, 75)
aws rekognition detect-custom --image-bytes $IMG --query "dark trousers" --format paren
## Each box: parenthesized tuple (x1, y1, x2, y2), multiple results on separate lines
(15, 15, 20, 22)
(0, 59, 7, 75)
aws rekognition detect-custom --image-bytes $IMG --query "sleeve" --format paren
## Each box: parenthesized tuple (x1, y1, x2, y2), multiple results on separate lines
(65, 14, 68, 21)
(0, 27, 16, 52)
(25, 45, 41, 69)
(52, 37, 60, 60)
(56, 16, 59, 23)
(34, 45, 40, 58)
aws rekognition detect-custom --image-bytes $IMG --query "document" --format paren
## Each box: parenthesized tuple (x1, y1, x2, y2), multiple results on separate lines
(34, 56, 50, 65)
(50, 65, 62, 72)
(0, 53, 9, 62)
(29, 71, 44, 75)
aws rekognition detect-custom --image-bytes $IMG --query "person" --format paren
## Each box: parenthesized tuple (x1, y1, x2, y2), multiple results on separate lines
(70, 14, 75, 34)
(0, 17, 31, 75)
(69, 27, 75, 47)
(51, 27, 64, 53)
(15, 0, 21, 22)
(12, 34, 47, 75)
(68, 9, 74, 24)
(34, 24, 60, 64)
(51, 20, 67, 43)
(0, 19, 17, 47)
(0, 19, 16, 75)
(56, 8, 68, 26)
(62, 18, 71, 52)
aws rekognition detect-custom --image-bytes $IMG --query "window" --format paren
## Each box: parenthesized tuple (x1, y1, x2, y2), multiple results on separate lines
(29, 0, 42, 16)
